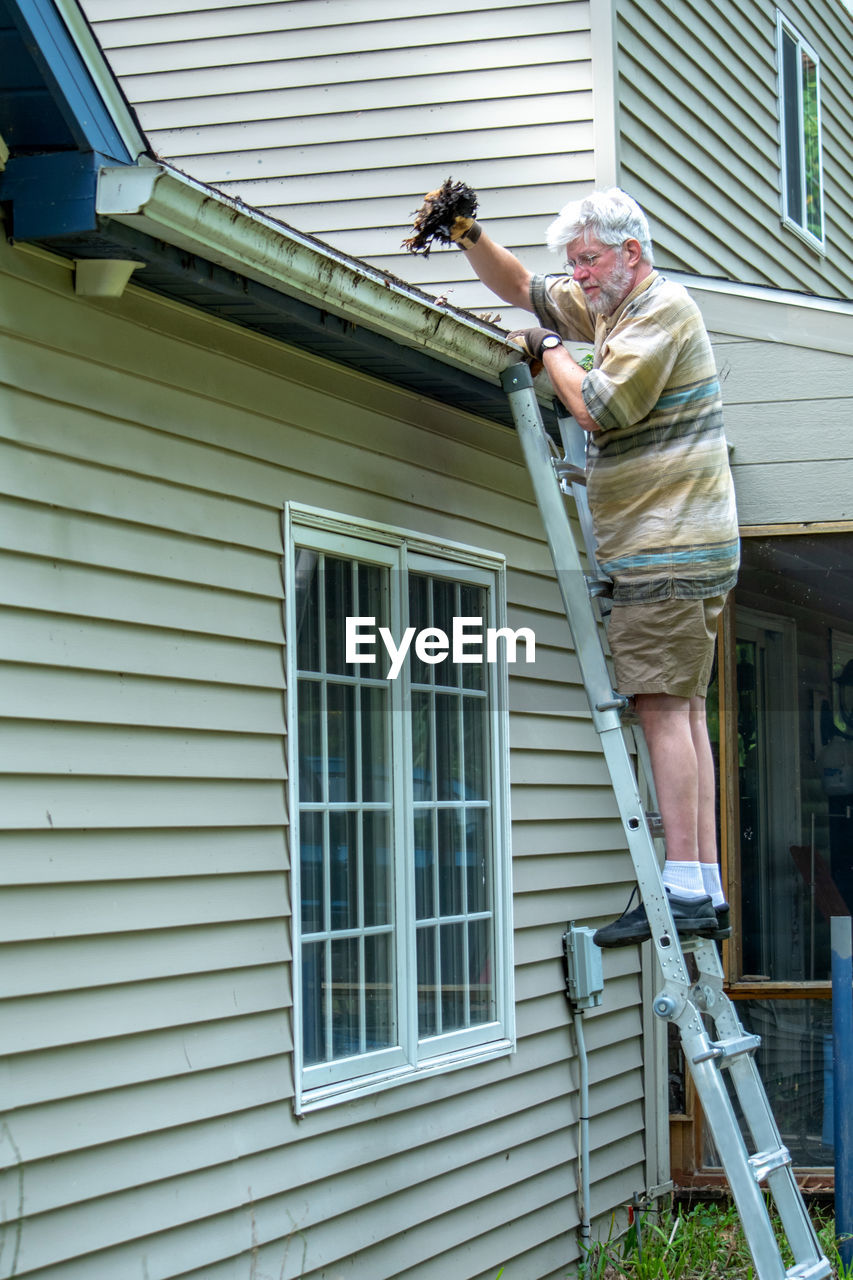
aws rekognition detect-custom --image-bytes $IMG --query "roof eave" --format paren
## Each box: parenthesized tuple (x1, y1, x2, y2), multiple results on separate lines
(97, 161, 527, 392)
(666, 269, 853, 358)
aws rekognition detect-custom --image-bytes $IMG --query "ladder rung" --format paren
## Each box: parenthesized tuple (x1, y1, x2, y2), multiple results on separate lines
(595, 695, 630, 712)
(787, 1260, 833, 1280)
(749, 1146, 792, 1181)
(553, 459, 587, 486)
(692, 1033, 760, 1064)
(646, 811, 664, 836)
(585, 576, 613, 598)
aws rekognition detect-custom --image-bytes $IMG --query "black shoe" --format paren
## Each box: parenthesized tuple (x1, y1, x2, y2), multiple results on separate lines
(711, 902, 731, 940)
(593, 888, 717, 949)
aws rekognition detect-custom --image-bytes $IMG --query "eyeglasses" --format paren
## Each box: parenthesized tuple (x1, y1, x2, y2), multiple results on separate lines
(565, 251, 604, 276)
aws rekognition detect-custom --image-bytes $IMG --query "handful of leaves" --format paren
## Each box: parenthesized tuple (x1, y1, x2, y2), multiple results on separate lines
(403, 178, 479, 256)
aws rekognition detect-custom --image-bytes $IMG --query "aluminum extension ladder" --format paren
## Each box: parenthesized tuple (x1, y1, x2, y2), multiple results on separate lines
(500, 362, 831, 1280)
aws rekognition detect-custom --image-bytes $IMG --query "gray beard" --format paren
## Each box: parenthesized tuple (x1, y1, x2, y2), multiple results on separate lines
(587, 259, 634, 316)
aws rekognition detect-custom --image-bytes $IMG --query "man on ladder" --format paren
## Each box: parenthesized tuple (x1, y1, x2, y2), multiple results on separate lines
(406, 183, 831, 1280)
(413, 185, 740, 947)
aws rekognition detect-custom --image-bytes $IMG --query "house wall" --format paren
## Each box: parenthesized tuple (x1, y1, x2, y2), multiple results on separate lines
(82, 0, 597, 321)
(617, 0, 853, 298)
(710, 331, 853, 525)
(0, 234, 649, 1279)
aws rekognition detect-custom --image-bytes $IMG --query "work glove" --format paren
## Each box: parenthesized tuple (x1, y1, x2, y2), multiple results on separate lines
(509, 328, 563, 362)
(403, 178, 480, 256)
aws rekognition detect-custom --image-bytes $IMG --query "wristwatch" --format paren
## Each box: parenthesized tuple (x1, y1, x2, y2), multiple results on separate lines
(539, 333, 563, 356)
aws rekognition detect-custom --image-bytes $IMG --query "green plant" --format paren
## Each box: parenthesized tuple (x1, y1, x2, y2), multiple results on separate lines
(576, 1200, 848, 1280)
(495, 1202, 851, 1279)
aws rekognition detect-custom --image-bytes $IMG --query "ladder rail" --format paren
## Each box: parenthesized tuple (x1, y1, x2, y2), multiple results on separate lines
(502, 364, 693, 991)
(692, 944, 829, 1268)
(500, 361, 831, 1280)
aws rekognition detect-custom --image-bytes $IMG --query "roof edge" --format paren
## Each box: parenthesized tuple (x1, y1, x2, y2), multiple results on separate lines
(53, 0, 148, 160)
(666, 269, 853, 357)
(96, 161, 529, 392)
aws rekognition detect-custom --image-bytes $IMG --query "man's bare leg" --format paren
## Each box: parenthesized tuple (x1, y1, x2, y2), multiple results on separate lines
(689, 694, 719, 865)
(593, 692, 719, 945)
(634, 692, 700, 862)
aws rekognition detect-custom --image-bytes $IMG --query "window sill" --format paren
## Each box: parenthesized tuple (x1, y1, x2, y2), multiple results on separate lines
(297, 1035, 514, 1113)
(781, 215, 826, 256)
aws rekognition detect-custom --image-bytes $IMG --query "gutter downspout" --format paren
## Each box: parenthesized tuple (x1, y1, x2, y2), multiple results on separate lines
(573, 1009, 592, 1252)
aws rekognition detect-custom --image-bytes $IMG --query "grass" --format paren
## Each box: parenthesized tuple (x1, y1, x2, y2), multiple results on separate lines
(576, 1201, 853, 1280)
(493, 1200, 852, 1279)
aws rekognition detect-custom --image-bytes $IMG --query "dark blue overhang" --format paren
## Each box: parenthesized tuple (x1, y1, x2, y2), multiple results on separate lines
(0, 0, 133, 159)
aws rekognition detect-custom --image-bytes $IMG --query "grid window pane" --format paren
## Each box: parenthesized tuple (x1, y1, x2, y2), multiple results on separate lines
(295, 549, 320, 672)
(460, 583, 486, 690)
(296, 545, 504, 1088)
(417, 926, 438, 1038)
(297, 681, 323, 801)
(330, 935, 360, 1058)
(411, 573, 498, 1043)
(325, 557, 354, 675)
(301, 940, 325, 1066)
(296, 550, 397, 1070)
(412, 690, 432, 801)
(466, 808, 490, 915)
(432, 577, 459, 687)
(463, 696, 486, 800)
(468, 918, 494, 1025)
(361, 685, 389, 802)
(327, 683, 356, 802)
(408, 574, 431, 685)
(440, 921, 467, 1032)
(300, 810, 324, 935)
(329, 810, 358, 931)
(438, 807, 464, 917)
(363, 811, 391, 928)
(435, 692, 460, 801)
(414, 809, 435, 921)
(365, 932, 395, 1049)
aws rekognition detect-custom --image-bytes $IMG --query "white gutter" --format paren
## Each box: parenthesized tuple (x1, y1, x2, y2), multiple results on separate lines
(666, 269, 853, 358)
(96, 162, 528, 390)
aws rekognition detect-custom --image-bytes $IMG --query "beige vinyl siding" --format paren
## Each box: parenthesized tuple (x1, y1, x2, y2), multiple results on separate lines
(0, 236, 645, 1278)
(82, 0, 596, 321)
(617, 0, 853, 298)
(711, 332, 853, 523)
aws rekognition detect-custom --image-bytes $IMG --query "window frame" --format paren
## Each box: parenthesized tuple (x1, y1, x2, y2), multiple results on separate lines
(284, 503, 515, 1113)
(776, 10, 825, 250)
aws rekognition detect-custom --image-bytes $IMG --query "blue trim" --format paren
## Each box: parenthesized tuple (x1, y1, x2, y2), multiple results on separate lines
(0, 149, 110, 238)
(3, 0, 132, 161)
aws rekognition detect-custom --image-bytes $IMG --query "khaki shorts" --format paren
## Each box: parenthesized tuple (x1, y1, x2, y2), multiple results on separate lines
(607, 594, 726, 699)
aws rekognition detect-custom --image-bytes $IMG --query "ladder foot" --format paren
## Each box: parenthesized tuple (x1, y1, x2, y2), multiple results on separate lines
(786, 1261, 833, 1279)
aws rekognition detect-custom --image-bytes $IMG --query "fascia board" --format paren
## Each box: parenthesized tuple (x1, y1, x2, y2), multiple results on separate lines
(666, 269, 853, 358)
(51, 0, 147, 160)
(96, 162, 526, 390)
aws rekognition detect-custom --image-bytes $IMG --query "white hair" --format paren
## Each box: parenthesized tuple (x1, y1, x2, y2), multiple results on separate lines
(546, 188, 654, 264)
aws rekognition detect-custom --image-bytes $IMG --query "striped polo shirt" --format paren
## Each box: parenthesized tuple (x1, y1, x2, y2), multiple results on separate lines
(530, 270, 740, 602)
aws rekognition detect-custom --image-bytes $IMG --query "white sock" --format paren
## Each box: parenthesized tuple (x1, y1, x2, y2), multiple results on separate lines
(701, 862, 726, 907)
(662, 859, 706, 898)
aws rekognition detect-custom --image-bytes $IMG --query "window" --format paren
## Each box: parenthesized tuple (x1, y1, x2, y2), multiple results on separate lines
(286, 507, 514, 1109)
(776, 12, 824, 246)
(698, 529, 853, 1171)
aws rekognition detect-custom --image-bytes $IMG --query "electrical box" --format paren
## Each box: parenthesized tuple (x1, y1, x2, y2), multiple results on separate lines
(562, 924, 604, 1009)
